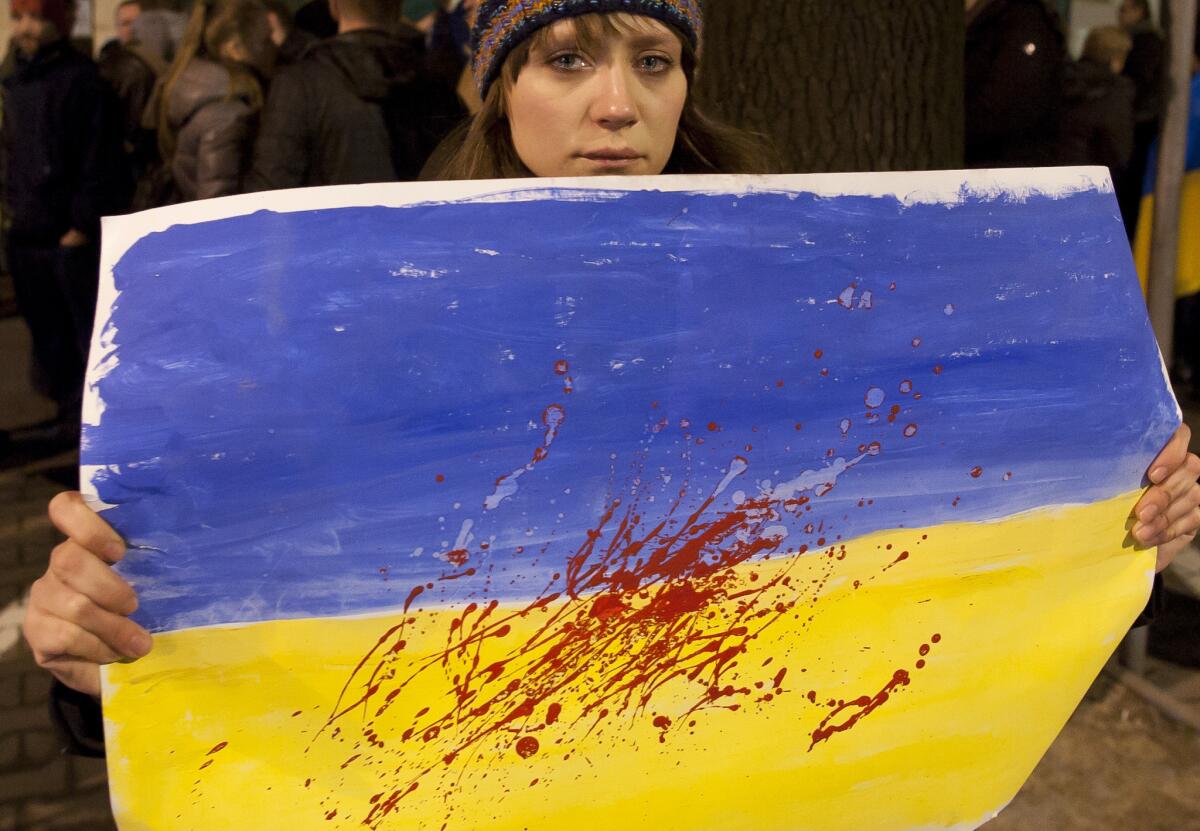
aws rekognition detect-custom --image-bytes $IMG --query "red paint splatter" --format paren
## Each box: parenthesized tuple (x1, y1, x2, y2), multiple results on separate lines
(206, 742, 228, 755)
(932, 633, 942, 643)
(446, 549, 469, 567)
(199, 759, 213, 770)
(486, 403, 567, 510)
(554, 360, 569, 375)
(775, 380, 785, 388)
(903, 424, 918, 438)
(435, 474, 445, 483)
(813, 349, 824, 359)
(969, 466, 983, 478)
(324, 438, 866, 826)
(911, 338, 921, 348)
(933, 365, 943, 375)
(808, 669, 911, 751)
(1003, 471, 1013, 481)
(515, 736, 540, 758)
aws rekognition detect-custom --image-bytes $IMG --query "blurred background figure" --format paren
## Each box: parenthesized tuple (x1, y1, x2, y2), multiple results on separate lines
(965, 0, 1067, 167)
(427, 0, 480, 114)
(98, 1, 164, 194)
(1116, 0, 1167, 236)
(0, 0, 129, 454)
(156, 0, 276, 201)
(98, 0, 141, 55)
(1056, 25, 1135, 179)
(246, 0, 463, 190)
(263, 0, 313, 65)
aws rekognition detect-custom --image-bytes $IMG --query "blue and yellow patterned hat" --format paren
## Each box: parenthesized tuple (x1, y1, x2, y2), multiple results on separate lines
(471, 0, 703, 99)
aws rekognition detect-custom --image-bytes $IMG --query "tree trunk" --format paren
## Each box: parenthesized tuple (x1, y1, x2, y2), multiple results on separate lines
(696, 0, 965, 173)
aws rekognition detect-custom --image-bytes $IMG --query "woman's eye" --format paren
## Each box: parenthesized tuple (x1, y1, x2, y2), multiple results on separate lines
(638, 55, 672, 73)
(549, 52, 588, 71)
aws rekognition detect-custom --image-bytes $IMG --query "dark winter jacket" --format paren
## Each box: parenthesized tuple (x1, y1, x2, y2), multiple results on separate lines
(166, 58, 259, 201)
(276, 26, 317, 67)
(1, 39, 129, 244)
(246, 27, 464, 191)
(1057, 58, 1135, 176)
(98, 42, 164, 180)
(965, 0, 1067, 167)
(1123, 22, 1166, 125)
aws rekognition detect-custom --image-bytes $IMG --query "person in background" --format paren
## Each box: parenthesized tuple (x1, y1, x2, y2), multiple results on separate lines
(1117, 0, 1167, 236)
(97, 0, 141, 58)
(427, 0, 481, 114)
(156, 0, 276, 201)
(1, 0, 129, 451)
(263, 0, 314, 65)
(1056, 26, 1135, 179)
(965, 0, 1067, 167)
(99, 0, 163, 188)
(246, 0, 463, 190)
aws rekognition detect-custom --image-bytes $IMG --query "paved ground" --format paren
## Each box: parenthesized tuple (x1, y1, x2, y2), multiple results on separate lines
(1, 313, 1197, 830)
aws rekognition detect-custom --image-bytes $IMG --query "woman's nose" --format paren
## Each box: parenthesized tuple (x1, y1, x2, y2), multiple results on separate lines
(590, 66, 639, 130)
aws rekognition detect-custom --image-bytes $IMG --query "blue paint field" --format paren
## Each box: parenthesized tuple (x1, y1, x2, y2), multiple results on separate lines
(84, 186, 1178, 633)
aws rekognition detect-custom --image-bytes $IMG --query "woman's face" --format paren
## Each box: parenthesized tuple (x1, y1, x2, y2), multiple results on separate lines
(505, 15, 688, 177)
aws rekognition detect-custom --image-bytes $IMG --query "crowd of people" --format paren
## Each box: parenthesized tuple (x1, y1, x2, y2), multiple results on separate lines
(966, 0, 1173, 234)
(1, 0, 473, 455)
(1, 0, 1192, 462)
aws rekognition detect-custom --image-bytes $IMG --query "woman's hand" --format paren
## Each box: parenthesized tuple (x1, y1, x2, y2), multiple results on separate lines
(1132, 424, 1200, 572)
(22, 492, 151, 697)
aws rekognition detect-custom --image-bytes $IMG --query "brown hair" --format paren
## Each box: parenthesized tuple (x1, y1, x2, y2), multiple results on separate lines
(157, 0, 273, 162)
(428, 13, 777, 180)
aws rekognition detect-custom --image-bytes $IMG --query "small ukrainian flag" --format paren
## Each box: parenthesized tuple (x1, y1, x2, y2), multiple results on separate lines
(1134, 73, 1200, 297)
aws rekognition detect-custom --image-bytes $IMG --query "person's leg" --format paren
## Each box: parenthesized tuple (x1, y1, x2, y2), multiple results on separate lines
(6, 239, 86, 417)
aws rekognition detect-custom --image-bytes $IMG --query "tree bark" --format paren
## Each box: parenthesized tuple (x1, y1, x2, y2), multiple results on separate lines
(695, 0, 965, 173)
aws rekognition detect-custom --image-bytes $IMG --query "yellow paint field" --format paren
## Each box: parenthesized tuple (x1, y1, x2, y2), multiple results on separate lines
(103, 491, 1151, 831)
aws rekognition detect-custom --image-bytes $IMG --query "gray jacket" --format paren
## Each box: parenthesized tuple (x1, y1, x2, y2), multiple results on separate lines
(167, 58, 257, 200)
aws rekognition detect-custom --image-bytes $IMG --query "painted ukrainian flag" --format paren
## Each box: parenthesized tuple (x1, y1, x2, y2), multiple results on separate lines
(1133, 73, 1200, 296)
(86, 171, 1177, 831)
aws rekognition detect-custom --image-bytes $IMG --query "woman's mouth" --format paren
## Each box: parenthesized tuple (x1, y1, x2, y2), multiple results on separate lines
(579, 150, 644, 168)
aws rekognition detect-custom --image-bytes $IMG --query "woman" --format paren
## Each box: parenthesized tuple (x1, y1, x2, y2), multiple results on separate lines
(23, 0, 1200, 723)
(157, 0, 275, 201)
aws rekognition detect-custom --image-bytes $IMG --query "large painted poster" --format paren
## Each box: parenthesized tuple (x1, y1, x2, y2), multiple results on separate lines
(87, 170, 1177, 830)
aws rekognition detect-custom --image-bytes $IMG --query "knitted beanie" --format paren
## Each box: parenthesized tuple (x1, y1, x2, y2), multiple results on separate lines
(10, 0, 72, 37)
(471, 0, 703, 99)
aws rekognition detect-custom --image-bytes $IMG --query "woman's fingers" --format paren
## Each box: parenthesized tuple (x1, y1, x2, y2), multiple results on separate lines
(47, 491, 125, 564)
(47, 540, 139, 617)
(23, 601, 129, 667)
(39, 660, 102, 699)
(1146, 423, 1191, 485)
(28, 571, 152, 660)
(1133, 450, 1200, 546)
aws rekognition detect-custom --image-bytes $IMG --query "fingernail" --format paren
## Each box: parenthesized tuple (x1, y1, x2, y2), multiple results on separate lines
(1150, 466, 1167, 483)
(127, 631, 152, 658)
(1138, 504, 1160, 522)
(106, 541, 126, 560)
